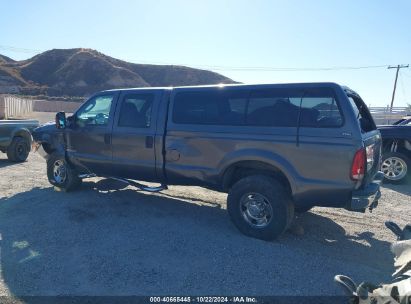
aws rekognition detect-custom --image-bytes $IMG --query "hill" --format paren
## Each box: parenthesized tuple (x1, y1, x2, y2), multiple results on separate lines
(0, 54, 15, 64)
(0, 48, 236, 97)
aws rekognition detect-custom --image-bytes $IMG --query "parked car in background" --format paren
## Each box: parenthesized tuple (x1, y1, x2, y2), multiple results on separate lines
(33, 83, 383, 240)
(0, 120, 39, 162)
(378, 122, 411, 183)
(392, 116, 411, 126)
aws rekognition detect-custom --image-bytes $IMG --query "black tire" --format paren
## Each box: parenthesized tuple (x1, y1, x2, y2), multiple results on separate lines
(47, 153, 82, 191)
(381, 152, 410, 184)
(6, 136, 30, 162)
(295, 206, 313, 214)
(227, 175, 294, 240)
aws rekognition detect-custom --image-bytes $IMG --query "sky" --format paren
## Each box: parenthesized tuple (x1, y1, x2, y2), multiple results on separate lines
(1, 0, 410, 106)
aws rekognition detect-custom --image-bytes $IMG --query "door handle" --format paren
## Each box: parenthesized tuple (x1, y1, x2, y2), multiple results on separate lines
(104, 133, 111, 145)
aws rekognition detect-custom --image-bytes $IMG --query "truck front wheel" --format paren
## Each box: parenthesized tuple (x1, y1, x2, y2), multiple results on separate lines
(47, 154, 82, 191)
(7, 136, 30, 162)
(227, 175, 294, 240)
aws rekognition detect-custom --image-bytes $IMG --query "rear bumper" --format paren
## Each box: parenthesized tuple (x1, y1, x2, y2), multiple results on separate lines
(347, 172, 384, 211)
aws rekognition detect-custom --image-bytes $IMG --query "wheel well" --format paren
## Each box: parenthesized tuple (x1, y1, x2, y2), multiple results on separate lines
(382, 138, 411, 157)
(222, 161, 292, 193)
(13, 130, 32, 144)
(42, 143, 54, 154)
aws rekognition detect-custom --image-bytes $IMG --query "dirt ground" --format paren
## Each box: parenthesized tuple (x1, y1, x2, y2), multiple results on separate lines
(0, 114, 410, 297)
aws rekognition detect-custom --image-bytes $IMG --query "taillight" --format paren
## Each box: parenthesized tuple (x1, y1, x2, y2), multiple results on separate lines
(351, 148, 366, 181)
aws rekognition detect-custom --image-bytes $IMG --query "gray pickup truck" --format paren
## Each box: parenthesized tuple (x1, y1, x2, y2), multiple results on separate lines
(32, 83, 383, 240)
(0, 119, 39, 162)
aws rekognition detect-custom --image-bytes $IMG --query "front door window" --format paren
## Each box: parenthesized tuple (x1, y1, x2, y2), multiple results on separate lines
(76, 94, 115, 127)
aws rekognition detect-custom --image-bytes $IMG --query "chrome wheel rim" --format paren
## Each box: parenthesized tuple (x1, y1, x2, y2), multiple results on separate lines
(240, 192, 273, 228)
(382, 157, 407, 181)
(53, 160, 67, 184)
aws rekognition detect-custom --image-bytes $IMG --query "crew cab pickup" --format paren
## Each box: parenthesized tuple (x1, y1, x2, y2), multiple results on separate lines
(32, 83, 383, 240)
(0, 119, 39, 162)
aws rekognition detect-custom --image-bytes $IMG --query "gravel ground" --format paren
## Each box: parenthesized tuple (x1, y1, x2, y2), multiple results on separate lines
(0, 131, 410, 297)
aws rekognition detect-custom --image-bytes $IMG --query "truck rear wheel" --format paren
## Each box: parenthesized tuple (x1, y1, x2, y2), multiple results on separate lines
(47, 154, 82, 191)
(227, 175, 294, 240)
(381, 152, 410, 184)
(295, 206, 313, 214)
(7, 136, 30, 162)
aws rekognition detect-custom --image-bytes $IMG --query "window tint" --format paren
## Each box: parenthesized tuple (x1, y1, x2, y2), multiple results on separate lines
(300, 88, 343, 128)
(172, 90, 248, 125)
(118, 94, 153, 128)
(76, 94, 114, 126)
(172, 87, 343, 128)
(246, 89, 302, 127)
(223, 92, 247, 125)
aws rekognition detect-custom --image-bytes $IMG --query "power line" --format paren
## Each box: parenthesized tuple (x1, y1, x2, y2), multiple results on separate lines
(148, 63, 390, 72)
(0, 45, 42, 54)
(0, 44, 406, 73)
(222, 65, 389, 71)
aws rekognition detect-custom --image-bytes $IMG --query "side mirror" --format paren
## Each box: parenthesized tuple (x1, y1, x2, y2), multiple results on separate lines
(56, 112, 67, 129)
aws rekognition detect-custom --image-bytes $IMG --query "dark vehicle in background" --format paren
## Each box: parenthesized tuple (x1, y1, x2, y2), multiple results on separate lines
(0, 120, 39, 162)
(378, 121, 411, 184)
(32, 83, 383, 240)
(392, 116, 411, 126)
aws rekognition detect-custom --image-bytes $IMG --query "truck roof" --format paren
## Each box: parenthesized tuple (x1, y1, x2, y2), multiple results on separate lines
(102, 82, 346, 93)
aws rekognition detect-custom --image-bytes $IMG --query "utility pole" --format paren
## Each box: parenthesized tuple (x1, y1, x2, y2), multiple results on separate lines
(388, 64, 409, 111)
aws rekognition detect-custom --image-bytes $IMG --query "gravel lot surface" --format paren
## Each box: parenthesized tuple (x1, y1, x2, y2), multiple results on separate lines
(0, 117, 410, 297)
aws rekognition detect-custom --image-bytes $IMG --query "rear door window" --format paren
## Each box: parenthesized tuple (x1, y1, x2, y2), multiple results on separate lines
(118, 94, 153, 128)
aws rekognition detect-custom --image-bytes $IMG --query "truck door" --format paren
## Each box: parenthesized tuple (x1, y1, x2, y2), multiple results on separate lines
(66, 92, 118, 175)
(110, 91, 160, 181)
